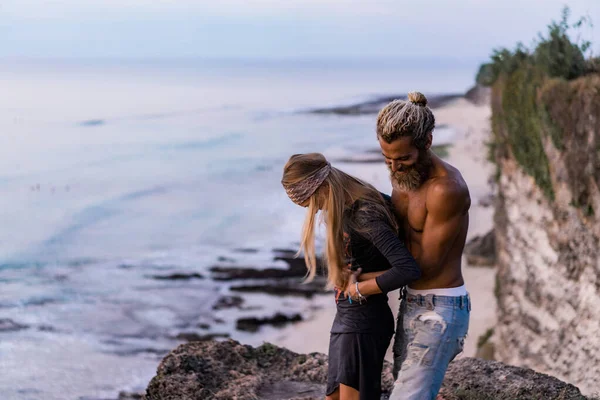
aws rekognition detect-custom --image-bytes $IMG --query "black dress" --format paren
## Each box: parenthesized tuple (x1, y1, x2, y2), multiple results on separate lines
(326, 195, 420, 400)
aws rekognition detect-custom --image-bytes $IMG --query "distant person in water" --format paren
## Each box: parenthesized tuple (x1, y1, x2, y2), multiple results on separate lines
(281, 153, 421, 400)
(345, 91, 471, 400)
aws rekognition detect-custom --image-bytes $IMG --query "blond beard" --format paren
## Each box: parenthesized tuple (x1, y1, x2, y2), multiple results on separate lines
(389, 151, 432, 191)
(391, 168, 423, 191)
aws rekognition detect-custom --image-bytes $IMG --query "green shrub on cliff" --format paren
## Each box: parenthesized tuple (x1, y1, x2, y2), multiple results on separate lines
(477, 7, 593, 87)
(534, 7, 591, 80)
(476, 44, 530, 87)
(501, 66, 555, 199)
(479, 7, 596, 201)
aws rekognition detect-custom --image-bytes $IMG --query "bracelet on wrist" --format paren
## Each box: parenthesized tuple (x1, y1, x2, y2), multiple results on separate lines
(355, 282, 367, 304)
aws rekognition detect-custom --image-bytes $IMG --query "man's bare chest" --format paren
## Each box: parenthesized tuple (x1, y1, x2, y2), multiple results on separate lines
(392, 190, 428, 234)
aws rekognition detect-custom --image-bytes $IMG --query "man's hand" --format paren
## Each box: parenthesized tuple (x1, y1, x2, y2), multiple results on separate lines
(343, 267, 385, 299)
(343, 268, 362, 300)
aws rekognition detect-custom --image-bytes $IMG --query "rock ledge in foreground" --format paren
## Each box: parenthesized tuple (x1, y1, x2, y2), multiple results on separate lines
(145, 339, 333, 400)
(146, 340, 587, 400)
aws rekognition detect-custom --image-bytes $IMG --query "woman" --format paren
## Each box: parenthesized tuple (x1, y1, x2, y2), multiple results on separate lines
(281, 153, 421, 400)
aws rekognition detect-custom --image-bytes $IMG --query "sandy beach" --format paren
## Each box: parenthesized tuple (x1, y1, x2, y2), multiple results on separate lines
(264, 96, 497, 361)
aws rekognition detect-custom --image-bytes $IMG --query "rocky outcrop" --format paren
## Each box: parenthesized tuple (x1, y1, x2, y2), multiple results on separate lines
(464, 230, 496, 267)
(492, 75, 600, 394)
(145, 340, 331, 400)
(439, 358, 586, 400)
(145, 340, 588, 400)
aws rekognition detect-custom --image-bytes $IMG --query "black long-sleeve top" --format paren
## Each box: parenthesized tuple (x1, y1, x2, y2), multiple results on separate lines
(344, 195, 421, 293)
(331, 194, 421, 334)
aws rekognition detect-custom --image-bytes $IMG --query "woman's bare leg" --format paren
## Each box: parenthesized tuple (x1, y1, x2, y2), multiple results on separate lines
(326, 388, 340, 400)
(339, 383, 359, 400)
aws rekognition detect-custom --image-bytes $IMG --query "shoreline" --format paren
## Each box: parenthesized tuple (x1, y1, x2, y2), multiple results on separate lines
(305, 92, 465, 116)
(262, 95, 497, 360)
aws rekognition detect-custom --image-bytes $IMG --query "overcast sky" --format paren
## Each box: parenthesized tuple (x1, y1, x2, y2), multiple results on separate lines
(0, 0, 597, 61)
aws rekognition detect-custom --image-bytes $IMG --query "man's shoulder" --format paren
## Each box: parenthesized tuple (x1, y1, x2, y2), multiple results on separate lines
(426, 175, 471, 215)
(428, 158, 469, 197)
(427, 175, 468, 197)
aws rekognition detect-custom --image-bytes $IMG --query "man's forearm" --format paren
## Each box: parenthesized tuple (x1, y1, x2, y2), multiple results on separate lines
(357, 270, 387, 282)
(356, 278, 383, 296)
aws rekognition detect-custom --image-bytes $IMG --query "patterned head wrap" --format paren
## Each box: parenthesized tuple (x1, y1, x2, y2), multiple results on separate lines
(283, 163, 331, 205)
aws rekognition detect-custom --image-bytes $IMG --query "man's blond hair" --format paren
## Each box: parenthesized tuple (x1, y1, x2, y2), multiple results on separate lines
(376, 91, 435, 149)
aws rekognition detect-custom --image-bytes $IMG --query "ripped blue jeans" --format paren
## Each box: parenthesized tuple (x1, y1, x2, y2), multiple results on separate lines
(389, 290, 470, 400)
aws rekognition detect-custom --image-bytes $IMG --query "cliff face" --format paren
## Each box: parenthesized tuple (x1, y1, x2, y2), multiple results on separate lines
(492, 74, 600, 394)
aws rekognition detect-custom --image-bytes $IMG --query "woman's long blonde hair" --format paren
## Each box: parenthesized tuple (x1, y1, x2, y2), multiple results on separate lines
(282, 153, 398, 289)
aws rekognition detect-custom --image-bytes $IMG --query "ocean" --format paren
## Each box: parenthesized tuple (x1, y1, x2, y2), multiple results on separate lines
(0, 58, 477, 400)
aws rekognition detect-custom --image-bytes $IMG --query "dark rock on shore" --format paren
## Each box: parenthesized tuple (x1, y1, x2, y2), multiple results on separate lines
(149, 273, 205, 281)
(146, 340, 587, 400)
(233, 247, 259, 253)
(118, 391, 145, 400)
(307, 93, 464, 116)
(210, 249, 323, 281)
(0, 318, 29, 332)
(273, 248, 325, 274)
(212, 295, 244, 310)
(210, 265, 304, 280)
(175, 332, 230, 342)
(236, 313, 303, 332)
(230, 277, 328, 298)
(38, 325, 58, 332)
(464, 230, 496, 267)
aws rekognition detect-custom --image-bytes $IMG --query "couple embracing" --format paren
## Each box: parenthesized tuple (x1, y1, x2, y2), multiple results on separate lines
(281, 92, 471, 400)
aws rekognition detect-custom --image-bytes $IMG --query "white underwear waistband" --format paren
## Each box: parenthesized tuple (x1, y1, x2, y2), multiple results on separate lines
(406, 285, 467, 297)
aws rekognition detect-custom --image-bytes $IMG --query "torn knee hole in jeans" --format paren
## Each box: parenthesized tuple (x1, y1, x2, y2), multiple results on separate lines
(401, 342, 432, 369)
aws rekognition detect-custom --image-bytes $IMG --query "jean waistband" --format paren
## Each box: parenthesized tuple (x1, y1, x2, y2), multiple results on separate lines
(401, 287, 471, 311)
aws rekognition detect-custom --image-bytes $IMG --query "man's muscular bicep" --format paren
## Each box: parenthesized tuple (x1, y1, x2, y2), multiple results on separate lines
(418, 179, 469, 275)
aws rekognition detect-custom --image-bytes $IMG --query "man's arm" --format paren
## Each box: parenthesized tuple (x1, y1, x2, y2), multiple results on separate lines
(418, 178, 470, 276)
(357, 270, 387, 281)
(344, 270, 387, 299)
(344, 213, 420, 298)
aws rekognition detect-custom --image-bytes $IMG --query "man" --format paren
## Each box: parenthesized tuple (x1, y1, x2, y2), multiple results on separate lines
(345, 91, 471, 400)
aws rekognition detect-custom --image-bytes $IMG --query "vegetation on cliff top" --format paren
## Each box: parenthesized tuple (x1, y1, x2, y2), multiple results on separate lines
(478, 7, 598, 203)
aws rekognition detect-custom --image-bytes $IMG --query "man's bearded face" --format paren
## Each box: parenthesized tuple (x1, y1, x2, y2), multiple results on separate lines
(389, 150, 432, 191)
